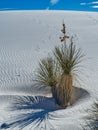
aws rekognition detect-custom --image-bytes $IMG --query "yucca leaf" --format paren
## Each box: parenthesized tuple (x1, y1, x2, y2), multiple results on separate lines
(54, 41, 84, 75)
(34, 57, 58, 88)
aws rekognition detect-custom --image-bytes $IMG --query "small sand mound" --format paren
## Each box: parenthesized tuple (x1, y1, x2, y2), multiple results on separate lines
(70, 86, 90, 106)
(9, 86, 90, 110)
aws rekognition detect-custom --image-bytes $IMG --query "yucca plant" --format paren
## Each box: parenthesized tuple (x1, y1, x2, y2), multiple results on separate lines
(34, 22, 84, 108)
(54, 39, 84, 108)
(34, 57, 60, 98)
(83, 101, 98, 130)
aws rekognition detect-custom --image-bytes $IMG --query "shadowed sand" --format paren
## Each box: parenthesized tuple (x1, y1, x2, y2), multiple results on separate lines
(70, 86, 90, 106)
(0, 86, 90, 129)
(0, 86, 90, 108)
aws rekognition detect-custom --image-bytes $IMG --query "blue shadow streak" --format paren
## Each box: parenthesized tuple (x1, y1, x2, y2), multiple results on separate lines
(1, 96, 62, 130)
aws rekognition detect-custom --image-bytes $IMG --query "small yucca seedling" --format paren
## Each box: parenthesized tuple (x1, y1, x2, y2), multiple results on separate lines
(54, 39, 84, 107)
(83, 101, 98, 130)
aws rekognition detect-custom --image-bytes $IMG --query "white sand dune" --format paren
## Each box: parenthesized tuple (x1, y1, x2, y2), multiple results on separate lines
(0, 10, 98, 130)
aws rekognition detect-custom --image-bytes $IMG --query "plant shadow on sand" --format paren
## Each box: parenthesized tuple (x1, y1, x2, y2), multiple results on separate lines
(1, 87, 90, 130)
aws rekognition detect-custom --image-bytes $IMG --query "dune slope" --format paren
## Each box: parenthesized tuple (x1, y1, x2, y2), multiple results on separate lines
(0, 10, 98, 130)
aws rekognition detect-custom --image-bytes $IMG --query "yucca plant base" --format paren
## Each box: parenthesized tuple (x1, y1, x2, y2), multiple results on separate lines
(51, 72, 89, 108)
(52, 87, 70, 108)
(51, 85, 89, 108)
(51, 74, 72, 108)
